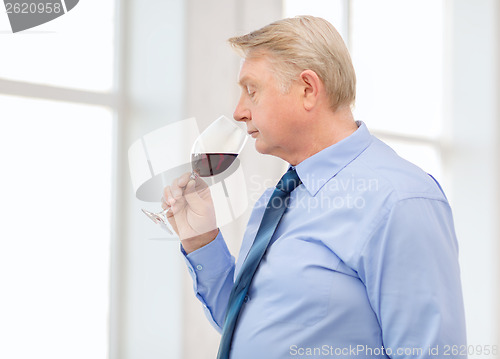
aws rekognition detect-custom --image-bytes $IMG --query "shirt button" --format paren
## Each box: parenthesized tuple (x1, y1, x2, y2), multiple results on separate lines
(196, 264, 203, 271)
(244, 295, 249, 303)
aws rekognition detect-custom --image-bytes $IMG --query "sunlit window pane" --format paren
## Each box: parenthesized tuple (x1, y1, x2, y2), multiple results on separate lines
(0, 1, 114, 92)
(0, 95, 112, 359)
(283, 0, 348, 42)
(351, 0, 444, 138)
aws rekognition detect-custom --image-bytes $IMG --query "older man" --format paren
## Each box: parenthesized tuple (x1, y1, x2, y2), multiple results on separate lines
(163, 16, 466, 359)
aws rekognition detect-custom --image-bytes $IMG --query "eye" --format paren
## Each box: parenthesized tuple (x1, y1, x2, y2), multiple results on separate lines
(247, 87, 256, 98)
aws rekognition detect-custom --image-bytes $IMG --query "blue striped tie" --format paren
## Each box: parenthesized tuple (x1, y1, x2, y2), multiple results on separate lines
(217, 167, 302, 359)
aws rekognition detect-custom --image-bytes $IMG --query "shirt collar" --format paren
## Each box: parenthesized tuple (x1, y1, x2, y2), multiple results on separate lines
(293, 121, 373, 197)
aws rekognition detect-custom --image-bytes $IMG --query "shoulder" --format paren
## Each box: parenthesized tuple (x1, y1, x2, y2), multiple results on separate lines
(330, 136, 452, 252)
(351, 136, 448, 204)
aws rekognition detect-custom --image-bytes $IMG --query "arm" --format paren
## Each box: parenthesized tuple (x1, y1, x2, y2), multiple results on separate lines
(162, 173, 234, 330)
(165, 173, 272, 331)
(178, 187, 272, 332)
(182, 231, 235, 332)
(359, 198, 467, 358)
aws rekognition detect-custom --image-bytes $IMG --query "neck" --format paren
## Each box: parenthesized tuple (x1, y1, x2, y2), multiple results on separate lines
(287, 107, 358, 166)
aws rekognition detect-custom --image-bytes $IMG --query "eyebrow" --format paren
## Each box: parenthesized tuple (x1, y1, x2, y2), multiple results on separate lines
(238, 75, 254, 87)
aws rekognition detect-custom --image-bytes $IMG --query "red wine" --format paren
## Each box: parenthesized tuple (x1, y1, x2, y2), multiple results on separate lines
(191, 153, 238, 177)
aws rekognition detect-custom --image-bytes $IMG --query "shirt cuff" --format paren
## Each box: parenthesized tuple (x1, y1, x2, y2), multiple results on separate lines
(181, 231, 233, 281)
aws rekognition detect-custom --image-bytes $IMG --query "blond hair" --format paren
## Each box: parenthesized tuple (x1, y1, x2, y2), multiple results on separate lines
(228, 16, 356, 111)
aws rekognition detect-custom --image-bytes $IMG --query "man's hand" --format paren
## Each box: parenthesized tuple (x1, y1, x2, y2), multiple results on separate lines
(162, 172, 219, 253)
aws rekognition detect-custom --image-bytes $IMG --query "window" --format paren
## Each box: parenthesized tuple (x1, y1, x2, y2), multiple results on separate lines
(0, 1, 114, 91)
(0, 2, 116, 358)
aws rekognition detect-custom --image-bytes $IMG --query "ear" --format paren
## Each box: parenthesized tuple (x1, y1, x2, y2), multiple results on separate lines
(299, 70, 321, 111)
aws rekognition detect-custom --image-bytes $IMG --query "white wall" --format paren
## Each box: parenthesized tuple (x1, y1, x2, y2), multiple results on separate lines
(445, 0, 500, 351)
(112, 0, 187, 358)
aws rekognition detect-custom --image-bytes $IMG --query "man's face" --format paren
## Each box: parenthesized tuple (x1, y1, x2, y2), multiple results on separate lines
(233, 56, 303, 160)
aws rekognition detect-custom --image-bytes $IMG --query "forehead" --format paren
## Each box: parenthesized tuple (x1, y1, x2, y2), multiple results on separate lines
(237, 56, 276, 86)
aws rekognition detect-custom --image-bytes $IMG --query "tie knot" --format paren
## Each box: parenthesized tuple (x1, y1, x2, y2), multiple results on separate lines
(276, 167, 302, 194)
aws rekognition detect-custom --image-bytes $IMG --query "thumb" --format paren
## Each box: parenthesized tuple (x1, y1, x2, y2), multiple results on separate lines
(184, 179, 206, 209)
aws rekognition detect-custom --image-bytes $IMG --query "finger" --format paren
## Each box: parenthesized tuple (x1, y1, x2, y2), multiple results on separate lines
(165, 207, 174, 218)
(171, 177, 183, 200)
(181, 173, 209, 195)
(171, 172, 192, 199)
(163, 186, 176, 206)
(160, 194, 168, 210)
(176, 172, 194, 189)
(184, 178, 206, 209)
(193, 174, 209, 192)
(165, 209, 179, 234)
(161, 199, 172, 211)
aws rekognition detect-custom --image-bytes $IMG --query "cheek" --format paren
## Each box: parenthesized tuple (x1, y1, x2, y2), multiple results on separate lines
(252, 93, 296, 140)
(254, 118, 280, 140)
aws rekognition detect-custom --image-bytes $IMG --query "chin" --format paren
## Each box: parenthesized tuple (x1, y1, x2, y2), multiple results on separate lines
(254, 139, 269, 155)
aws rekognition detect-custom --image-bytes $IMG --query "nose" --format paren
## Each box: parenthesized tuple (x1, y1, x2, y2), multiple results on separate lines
(233, 93, 251, 123)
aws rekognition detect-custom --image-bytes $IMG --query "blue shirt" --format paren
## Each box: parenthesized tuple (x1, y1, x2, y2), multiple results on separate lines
(182, 122, 467, 358)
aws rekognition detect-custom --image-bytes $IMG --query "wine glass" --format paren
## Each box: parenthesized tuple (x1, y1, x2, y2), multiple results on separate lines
(141, 115, 248, 233)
